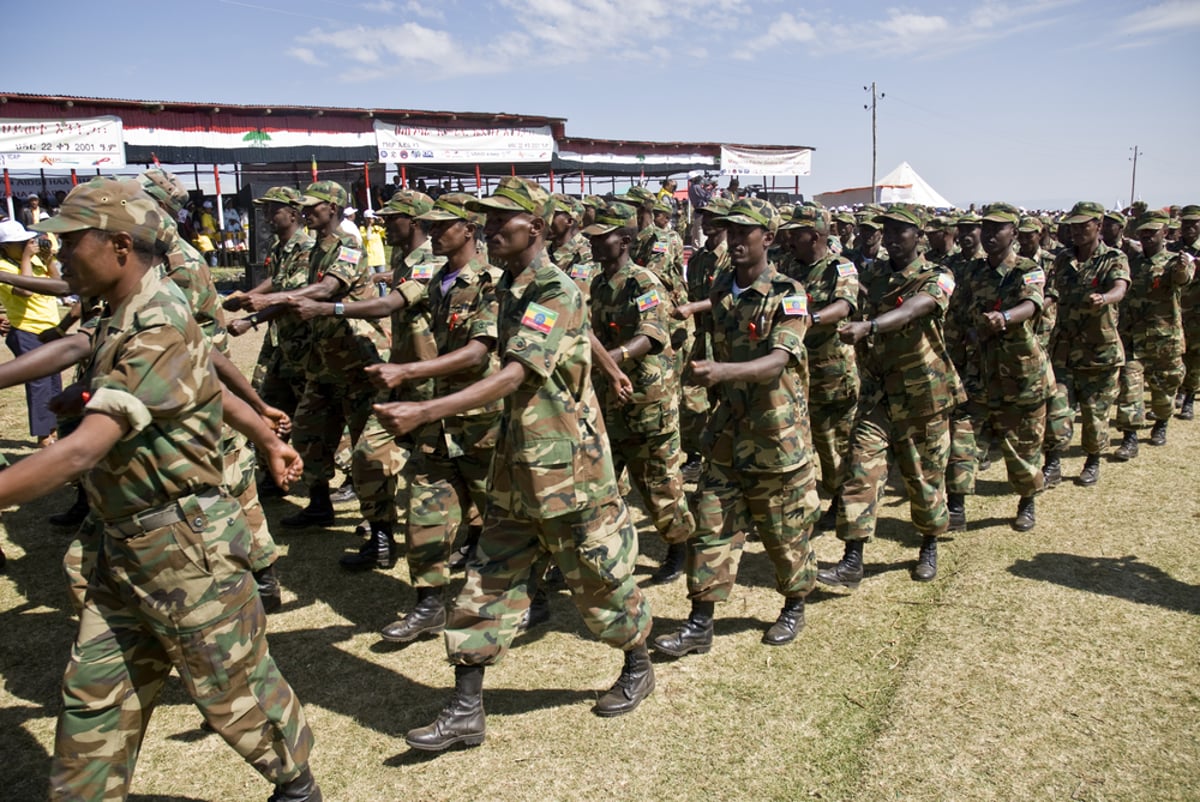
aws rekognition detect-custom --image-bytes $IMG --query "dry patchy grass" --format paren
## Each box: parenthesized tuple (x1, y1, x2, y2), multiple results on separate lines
(1, 329, 1198, 801)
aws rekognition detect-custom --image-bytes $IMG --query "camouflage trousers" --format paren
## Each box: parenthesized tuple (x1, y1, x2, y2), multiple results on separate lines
(1043, 376, 1075, 454)
(294, 379, 404, 524)
(50, 491, 313, 800)
(608, 413, 695, 545)
(1049, 365, 1120, 455)
(946, 402, 983, 496)
(838, 405, 951, 542)
(687, 461, 819, 604)
(810, 396, 857, 497)
(445, 497, 652, 666)
(1184, 320, 1200, 394)
(407, 446, 492, 590)
(223, 428, 276, 573)
(1116, 352, 1185, 429)
(984, 402, 1047, 498)
(679, 384, 710, 458)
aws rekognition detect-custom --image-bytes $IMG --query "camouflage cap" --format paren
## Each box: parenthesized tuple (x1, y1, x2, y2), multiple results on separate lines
(700, 196, 732, 216)
(617, 185, 655, 207)
(417, 192, 484, 226)
(1018, 215, 1044, 233)
(1103, 209, 1127, 226)
(780, 203, 829, 233)
(378, 189, 435, 218)
(1062, 200, 1105, 224)
(581, 194, 607, 209)
(651, 199, 673, 215)
(297, 180, 350, 208)
(467, 176, 553, 222)
(981, 202, 1021, 225)
(138, 169, 191, 218)
(955, 212, 982, 227)
(776, 203, 796, 220)
(1134, 210, 1171, 232)
(832, 211, 856, 226)
(581, 201, 638, 236)
(1179, 204, 1200, 220)
(1168, 218, 1181, 230)
(876, 205, 922, 228)
(32, 177, 164, 246)
(551, 193, 585, 219)
(924, 215, 951, 232)
(253, 186, 304, 206)
(857, 204, 885, 229)
(717, 197, 780, 233)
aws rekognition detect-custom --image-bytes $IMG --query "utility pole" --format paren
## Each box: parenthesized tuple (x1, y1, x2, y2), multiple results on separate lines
(864, 82, 884, 203)
(1129, 145, 1140, 207)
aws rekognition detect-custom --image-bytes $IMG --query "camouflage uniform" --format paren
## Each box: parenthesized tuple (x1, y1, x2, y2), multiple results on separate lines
(839, 254, 964, 542)
(34, 182, 312, 798)
(680, 236, 729, 458)
(689, 257, 820, 604)
(253, 222, 315, 411)
(1117, 222, 1194, 427)
(406, 250, 503, 592)
(549, 230, 592, 275)
(1170, 209, 1200, 401)
(292, 226, 399, 523)
(445, 249, 651, 664)
(958, 249, 1054, 497)
(590, 256, 694, 546)
(1047, 241, 1130, 455)
(942, 243, 987, 498)
(781, 249, 860, 498)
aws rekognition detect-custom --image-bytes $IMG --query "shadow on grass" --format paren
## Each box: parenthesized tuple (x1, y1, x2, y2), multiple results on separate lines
(1008, 552, 1200, 615)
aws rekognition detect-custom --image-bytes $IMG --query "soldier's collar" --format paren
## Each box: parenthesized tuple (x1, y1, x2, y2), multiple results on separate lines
(107, 268, 164, 334)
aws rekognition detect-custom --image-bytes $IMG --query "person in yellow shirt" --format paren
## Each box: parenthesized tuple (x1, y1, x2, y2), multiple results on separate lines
(0, 220, 64, 446)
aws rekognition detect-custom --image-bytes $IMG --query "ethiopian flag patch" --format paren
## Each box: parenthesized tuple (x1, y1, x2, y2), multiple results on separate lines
(1023, 269, 1045, 285)
(782, 295, 808, 316)
(337, 246, 361, 265)
(936, 272, 956, 295)
(521, 302, 559, 334)
(836, 261, 857, 277)
(636, 289, 661, 312)
(410, 263, 435, 281)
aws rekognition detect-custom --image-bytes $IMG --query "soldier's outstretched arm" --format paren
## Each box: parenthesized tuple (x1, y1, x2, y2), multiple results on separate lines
(0, 412, 126, 507)
(365, 338, 492, 390)
(0, 332, 90, 389)
(689, 348, 790, 387)
(0, 271, 71, 297)
(841, 293, 937, 344)
(374, 359, 527, 438)
(286, 283, 406, 321)
(590, 330, 633, 402)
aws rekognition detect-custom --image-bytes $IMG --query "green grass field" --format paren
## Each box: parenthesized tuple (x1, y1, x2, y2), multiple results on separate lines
(1, 328, 1198, 801)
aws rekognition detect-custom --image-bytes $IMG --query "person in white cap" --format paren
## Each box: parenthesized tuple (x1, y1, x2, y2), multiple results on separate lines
(340, 206, 364, 247)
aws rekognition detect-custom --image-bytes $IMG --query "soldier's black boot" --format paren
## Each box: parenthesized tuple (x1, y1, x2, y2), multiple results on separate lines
(652, 600, 715, 657)
(592, 644, 655, 717)
(1077, 454, 1101, 486)
(762, 597, 806, 645)
(268, 767, 322, 802)
(329, 477, 357, 504)
(1150, 420, 1168, 446)
(448, 524, 482, 572)
(1042, 452, 1062, 489)
(517, 581, 551, 632)
(947, 493, 967, 531)
(913, 536, 938, 582)
(256, 474, 286, 500)
(649, 542, 686, 585)
(1113, 430, 1139, 461)
(1179, 392, 1195, 421)
(48, 484, 90, 527)
(253, 564, 283, 614)
(681, 453, 703, 483)
(816, 495, 840, 533)
(340, 522, 396, 570)
(817, 540, 864, 590)
(1012, 496, 1036, 532)
(405, 665, 486, 752)
(381, 586, 446, 642)
(281, 480, 335, 528)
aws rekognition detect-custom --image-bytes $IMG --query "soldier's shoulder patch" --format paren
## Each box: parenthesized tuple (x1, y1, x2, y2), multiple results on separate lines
(411, 263, 435, 281)
(570, 263, 593, 281)
(836, 261, 857, 277)
(636, 288, 661, 312)
(336, 246, 362, 265)
(781, 294, 808, 316)
(936, 272, 956, 295)
(520, 301, 558, 335)
(651, 241, 668, 255)
(1023, 268, 1046, 285)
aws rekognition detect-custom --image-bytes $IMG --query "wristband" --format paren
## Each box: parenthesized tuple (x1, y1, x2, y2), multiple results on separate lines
(248, 314, 260, 331)
(334, 302, 345, 317)
(869, 319, 878, 336)
(1001, 310, 1011, 327)
(811, 311, 821, 326)
(620, 345, 631, 362)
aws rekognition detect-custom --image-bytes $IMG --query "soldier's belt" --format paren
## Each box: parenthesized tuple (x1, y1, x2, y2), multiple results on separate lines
(104, 487, 224, 539)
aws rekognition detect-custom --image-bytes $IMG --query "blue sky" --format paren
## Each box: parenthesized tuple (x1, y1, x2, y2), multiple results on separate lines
(8, 0, 1200, 209)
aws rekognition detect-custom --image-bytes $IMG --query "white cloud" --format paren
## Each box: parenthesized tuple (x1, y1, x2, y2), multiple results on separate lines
(286, 47, 324, 66)
(360, 0, 396, 12)
(740, 12, 816, 58)
(1120, 0, 1200, 35)
(404, 0, 445, 20)
(880, 13, 949, 39)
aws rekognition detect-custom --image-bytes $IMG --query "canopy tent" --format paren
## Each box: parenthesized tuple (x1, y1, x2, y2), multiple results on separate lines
(814, 161, 953, 209)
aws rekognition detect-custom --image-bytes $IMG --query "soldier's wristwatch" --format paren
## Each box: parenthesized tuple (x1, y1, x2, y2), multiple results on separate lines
(334, 302, 345, 317)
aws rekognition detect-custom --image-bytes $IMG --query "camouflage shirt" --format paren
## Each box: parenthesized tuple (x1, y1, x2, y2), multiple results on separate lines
(685, 239, 730, 361)
(958, 251, 1053, 408)
(265, 227, 316, 371)
(390, 239, 445, 402)
(783, 252, 860, 404)
(549, 231, 592, 274)
(162, 238, 227, 354)
(306, 229, 390, 383)
(590, 261, 676, 430)
(705, 263, 813, 473)
(1049, 243, 1130, 370)
(1029, 248, 1058, 352)
(1121, 248, 1194, 360)
(844, 245, 889, 273)
(82, 269, 224, 519)
(417, 252, 504, 458)
(857, 255, 965, 421)
(1169, 237, 1200, 327)
(489, 250, 617, 520)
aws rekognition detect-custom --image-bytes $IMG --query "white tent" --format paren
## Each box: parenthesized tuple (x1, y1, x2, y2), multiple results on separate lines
(814, 161, 953, 208)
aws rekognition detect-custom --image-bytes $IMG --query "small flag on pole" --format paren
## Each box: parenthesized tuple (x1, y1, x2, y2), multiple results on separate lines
(311, 156, 319, 182)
